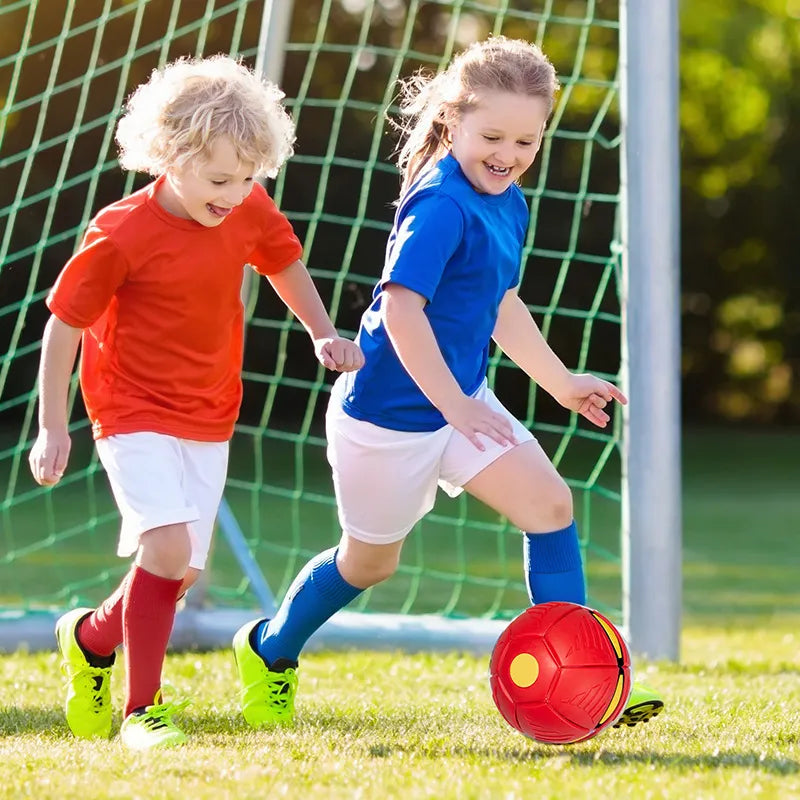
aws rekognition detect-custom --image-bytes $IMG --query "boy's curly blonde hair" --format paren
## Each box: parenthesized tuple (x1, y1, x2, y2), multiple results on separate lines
(116, 55, 295, 178)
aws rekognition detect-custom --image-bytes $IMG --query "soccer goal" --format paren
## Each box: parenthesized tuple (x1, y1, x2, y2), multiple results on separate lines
(0, 0, 680, 659)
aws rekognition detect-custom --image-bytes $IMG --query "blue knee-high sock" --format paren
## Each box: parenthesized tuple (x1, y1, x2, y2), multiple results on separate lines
(524, 521, 586, 605)
(256, 547, 362, 665)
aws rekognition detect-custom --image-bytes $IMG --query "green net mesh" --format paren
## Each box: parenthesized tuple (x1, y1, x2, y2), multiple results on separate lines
(1, 0, 624, 626)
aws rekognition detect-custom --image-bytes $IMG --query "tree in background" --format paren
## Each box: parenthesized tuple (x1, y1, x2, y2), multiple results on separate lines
(680, 0, 800, 423)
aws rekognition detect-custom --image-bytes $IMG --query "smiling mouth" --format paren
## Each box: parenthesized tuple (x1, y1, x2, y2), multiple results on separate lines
(485, 163, 511, 176)
(207, 203, 232, 218)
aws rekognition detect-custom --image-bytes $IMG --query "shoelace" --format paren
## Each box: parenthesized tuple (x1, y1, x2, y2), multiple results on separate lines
(61, 663, 111, 711)
(254, 669, 298, 712)
(135, 699, 191, 731)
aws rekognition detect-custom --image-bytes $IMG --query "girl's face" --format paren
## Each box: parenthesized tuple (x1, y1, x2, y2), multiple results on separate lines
(449, 91, 550, 195)
(157, 137, 256, 226)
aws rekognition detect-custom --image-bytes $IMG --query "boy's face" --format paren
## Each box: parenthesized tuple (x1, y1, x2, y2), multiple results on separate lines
(158, 137, 256, 226)
(449, 91, 549, 195)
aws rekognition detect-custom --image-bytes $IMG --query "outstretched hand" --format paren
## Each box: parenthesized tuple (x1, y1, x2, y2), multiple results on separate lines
(553, 373, 627, 428)
(314, 337, 365, 372)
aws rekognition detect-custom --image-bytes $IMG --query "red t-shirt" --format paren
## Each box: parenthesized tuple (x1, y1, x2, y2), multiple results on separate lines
(47, 177, 303, 441)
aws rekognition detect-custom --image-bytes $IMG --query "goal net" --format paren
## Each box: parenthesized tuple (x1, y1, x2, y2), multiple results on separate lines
(0, 0, 624, 653)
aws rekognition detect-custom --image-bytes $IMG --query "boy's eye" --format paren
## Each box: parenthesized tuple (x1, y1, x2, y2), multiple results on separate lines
(482, 135, 499, 142)
(211, 180, 227, 186)
(517, 141, 534, 147)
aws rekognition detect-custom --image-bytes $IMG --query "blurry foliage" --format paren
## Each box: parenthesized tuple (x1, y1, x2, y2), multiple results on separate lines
(2, 0, 798, 424)
(679, 0, 800, 422)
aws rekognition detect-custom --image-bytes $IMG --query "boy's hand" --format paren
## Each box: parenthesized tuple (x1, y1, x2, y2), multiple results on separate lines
(29, 428, 71, 486)
(314, 337, 365, 372)
(553, 373, 627, 428)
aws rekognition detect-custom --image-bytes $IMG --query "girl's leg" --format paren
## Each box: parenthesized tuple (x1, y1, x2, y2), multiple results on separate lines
(256, 535, 404, 665)
(463, 439, 585, 605)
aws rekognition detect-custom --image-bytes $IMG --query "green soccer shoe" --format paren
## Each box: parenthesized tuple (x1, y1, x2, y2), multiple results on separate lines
(614, 682, 664, 728)
(55, 607, 114, 739)
(120, 693, 190, 750)
(233, 618, 298, 729)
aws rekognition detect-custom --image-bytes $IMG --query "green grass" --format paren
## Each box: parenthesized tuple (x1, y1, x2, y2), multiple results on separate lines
(1, 429, 799, 797)
(1, 624, 799, 800)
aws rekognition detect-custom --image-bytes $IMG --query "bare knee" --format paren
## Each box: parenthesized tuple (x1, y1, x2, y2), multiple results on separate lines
(336, 536, 402, 589)
(513, 477, 574, 532)
(179, 567, 202, 597)
(136, 523, 192, 580)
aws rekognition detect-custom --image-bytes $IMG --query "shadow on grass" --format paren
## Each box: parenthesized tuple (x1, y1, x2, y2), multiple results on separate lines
(287, 710, 800, 776)
(5, 707, 798, 779)
(0, 705, 68, 737)
(366, 739, 799, 775)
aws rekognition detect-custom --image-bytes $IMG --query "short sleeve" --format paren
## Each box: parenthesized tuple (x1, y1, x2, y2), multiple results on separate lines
(46, 227, 130, 328)
(245, 183, 304, 276)
(382, 192, 464, 302)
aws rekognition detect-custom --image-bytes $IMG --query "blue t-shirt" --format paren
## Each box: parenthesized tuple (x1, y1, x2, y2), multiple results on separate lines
(337, 152, 529, 431)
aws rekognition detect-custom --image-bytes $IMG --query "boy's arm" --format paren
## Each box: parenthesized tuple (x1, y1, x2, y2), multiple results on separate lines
(266, 260, 364, 372)
(381, 283, 516, 451)
(492, 289, 627, 428)
(29, 315, 83, 486)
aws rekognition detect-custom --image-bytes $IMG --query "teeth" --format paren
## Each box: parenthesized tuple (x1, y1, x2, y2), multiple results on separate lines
(486, 164, 510, 175)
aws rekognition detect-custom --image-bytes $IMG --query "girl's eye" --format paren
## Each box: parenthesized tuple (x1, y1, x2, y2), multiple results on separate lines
(517, 141, 534, 147)
(211, 180, 227, 186)
(483, 135, 499, 142)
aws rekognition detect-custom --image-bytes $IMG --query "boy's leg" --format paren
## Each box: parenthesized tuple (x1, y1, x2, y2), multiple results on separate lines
(118, 524, 188, 750)
(55, 607, 115, 739)
(92, 433, 226, 748)
(78, 568, 201, 659)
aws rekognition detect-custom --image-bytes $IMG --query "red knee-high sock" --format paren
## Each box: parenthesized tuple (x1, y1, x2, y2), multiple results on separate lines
(122, 565, 183, 718)
(77, 572, 130, 658)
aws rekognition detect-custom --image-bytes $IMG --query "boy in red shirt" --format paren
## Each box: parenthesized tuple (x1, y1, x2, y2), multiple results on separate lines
(28, 55, 363, 751)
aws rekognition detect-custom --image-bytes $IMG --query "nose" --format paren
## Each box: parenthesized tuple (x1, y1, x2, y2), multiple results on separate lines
(223, 185, 252, 207)
(495, 141, 517, 165)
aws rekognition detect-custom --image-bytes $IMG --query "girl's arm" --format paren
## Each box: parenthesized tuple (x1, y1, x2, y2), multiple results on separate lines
(492, 290, 627, 428)
(29, 315, 83, 486)
(382, 283, 516, 450)
(266, 260, 364, 372)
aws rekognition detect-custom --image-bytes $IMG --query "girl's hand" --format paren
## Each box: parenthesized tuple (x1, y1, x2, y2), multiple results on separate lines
(442, 394, 518, 452)
(553, 373, 628, 428)
(314, 337, 365, 372)
(29, 427, 71, 486)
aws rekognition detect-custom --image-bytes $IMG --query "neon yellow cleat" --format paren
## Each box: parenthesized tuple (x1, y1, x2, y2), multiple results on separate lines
(119, 693, 190, 750)
(233, 618, 298, 729)
(55, 607, 114, 739)
(614, 682, 664, 728)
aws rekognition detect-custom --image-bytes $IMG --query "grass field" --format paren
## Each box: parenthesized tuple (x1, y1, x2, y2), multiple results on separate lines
(1, 625, 799, 800)
(1, 428, 799, 798)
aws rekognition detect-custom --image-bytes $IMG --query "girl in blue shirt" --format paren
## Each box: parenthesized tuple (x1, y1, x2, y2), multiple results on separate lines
(234, 36, 663, 731)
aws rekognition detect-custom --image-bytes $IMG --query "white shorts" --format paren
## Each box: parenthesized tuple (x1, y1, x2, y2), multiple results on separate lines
(95, 432, 229, 570)
(326, 382, 534, 544)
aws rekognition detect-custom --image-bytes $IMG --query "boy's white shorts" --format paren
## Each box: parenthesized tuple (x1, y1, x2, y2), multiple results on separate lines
(95, 431, 228, 569)
(326, 381, 534, 545)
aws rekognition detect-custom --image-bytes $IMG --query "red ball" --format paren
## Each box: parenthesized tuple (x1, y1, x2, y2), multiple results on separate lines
(489, 602, 632, 745)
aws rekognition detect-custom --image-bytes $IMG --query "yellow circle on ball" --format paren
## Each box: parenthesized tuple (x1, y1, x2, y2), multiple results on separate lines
(509, 653, 539, 688)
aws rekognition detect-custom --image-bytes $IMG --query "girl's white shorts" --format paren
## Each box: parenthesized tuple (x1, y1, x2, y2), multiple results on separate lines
(95, 431, 228, 569)
(326, 381, 534, 545)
